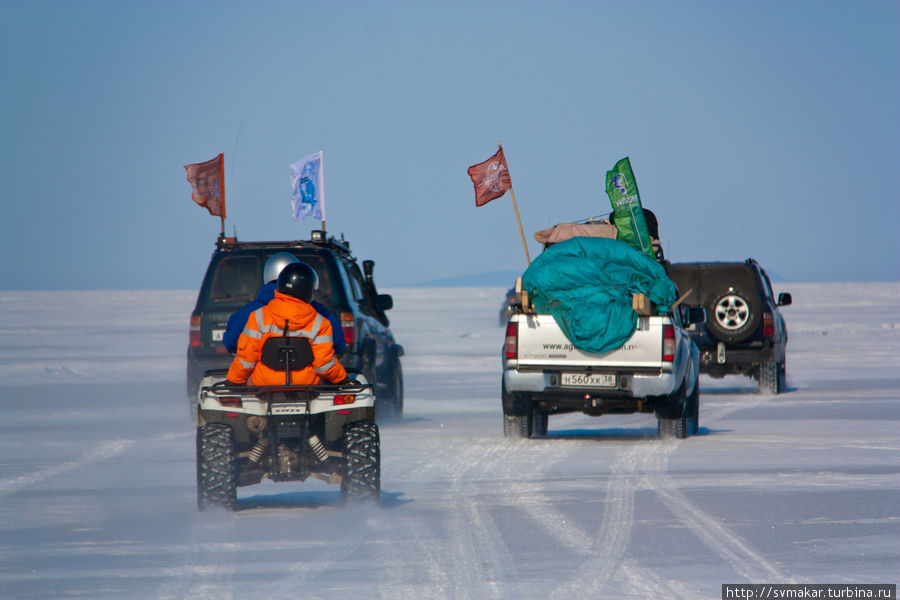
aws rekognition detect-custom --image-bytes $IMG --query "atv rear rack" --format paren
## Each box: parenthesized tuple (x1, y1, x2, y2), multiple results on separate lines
(199, 375, 375, 416)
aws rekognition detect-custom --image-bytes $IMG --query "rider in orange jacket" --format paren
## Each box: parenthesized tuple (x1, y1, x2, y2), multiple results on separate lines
(226, 262, 347, 386)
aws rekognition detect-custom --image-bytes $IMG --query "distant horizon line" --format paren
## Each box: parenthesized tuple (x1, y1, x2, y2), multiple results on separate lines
(1, 279, 898, 293)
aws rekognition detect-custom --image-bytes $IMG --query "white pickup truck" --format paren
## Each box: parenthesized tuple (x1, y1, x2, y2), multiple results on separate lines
(501, 287, 705, 439)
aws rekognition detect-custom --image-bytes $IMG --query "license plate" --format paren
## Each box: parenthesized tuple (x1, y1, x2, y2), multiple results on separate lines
(270, 403, 307, 415)
(561, 373, 616, 388)
(211, 329, 225, 342)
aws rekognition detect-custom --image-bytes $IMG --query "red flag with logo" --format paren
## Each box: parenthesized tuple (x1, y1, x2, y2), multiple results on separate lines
(184, 153, 226, 217)
(467, 147, 512, 207)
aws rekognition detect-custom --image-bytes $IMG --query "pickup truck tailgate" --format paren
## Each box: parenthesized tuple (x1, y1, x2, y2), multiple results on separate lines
(514, 313, 665, 369)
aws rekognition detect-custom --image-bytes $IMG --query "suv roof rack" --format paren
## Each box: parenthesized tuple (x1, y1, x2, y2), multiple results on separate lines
(214, 231, 353, 257)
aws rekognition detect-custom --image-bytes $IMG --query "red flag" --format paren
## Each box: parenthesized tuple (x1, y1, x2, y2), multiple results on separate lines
(467, 147, 512, 207)
(184, 153, 226, 217)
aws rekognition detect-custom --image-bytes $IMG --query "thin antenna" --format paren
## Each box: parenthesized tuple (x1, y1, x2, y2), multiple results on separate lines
(230, 121, 244, 234)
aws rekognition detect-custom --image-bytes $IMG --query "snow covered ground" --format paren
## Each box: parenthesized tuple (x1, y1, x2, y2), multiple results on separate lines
(0, 283, 897, 599)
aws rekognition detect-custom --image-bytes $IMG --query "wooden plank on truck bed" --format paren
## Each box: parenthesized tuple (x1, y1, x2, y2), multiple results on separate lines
(633, 293, 652, 316)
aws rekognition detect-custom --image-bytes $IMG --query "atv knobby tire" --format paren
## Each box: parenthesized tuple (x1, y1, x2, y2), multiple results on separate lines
(197, 422, 237, 511)
(705, 287, 761, 344)
(341, 421, 381, 503)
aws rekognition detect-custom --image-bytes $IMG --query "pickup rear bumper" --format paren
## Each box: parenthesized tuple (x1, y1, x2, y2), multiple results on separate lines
(503, 365, 679, 399)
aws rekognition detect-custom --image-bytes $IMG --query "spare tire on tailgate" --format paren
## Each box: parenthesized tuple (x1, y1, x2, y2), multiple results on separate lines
(704, 285, 761, 343)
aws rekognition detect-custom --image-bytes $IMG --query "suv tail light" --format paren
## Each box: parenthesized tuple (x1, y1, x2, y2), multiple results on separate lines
(762, 313, 775, 338)
(189, 313, 202, 347)
(340, 312, 355, 344)
(662, 324, 675, 362)
(504, 321, 518, 359)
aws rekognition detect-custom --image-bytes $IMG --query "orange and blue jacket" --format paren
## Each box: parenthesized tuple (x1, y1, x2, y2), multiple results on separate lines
(226, 290, 347, 386)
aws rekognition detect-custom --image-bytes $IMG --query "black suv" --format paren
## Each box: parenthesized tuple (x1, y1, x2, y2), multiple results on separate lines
(187, 231, 404, 420)
(665, 259, 791, 394)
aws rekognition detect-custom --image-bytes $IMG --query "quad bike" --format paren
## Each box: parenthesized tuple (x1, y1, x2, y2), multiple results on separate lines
(195, 336, 380, 511)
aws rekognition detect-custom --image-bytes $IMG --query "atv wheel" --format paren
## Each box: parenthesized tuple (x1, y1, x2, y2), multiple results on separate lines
(196, 423, 237, 511)
(759, 359, 782, 395)
(341, 421, 381, 503)
(705, 287, 761, 344)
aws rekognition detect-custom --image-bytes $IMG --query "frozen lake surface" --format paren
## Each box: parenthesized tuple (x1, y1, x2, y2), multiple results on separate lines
(0, 283, 897, 599)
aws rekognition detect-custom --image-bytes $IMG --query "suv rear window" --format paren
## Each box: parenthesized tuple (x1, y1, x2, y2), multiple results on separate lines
(200, 249, 348, 311)
(666, 263, 759, 306)
(209, 256, 262, 303)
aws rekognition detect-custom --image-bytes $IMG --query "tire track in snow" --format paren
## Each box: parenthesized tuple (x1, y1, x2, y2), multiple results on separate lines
(0, 439, 136, 497)
(156, 513, 367, 599)
(373, 434, 524, 600)
(648, 391, 796, 583)
(553, 392, 793, 593)
(0, 431, 189, 497)
(445, 438, 524, 600)
(643, 440, 792, 583)
(484, 394, 797, 597)
(154, 537, 239, 600)
(487, 410, 679, 599)
(372, 515, 455, 600)
(546, 441, 677, 600)
(371, 432, 461, 598)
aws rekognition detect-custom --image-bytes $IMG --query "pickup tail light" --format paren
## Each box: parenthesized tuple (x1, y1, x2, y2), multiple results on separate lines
(762, 313, 775, 338)
(189, 314, 202, 347)
(662, 324, 675, 362)
(340, 312, 355, 345)
(505, 321, 518, 359)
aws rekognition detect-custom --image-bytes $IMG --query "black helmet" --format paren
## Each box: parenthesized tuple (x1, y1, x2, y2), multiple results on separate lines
(277, 262, 318, 302)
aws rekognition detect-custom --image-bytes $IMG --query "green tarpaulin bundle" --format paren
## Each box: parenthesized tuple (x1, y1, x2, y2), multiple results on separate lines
(522, 237, 677, 354)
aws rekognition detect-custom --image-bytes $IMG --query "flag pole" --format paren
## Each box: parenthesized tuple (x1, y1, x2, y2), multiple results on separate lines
(218, 152, 226, 238)
(319, 150, 326, 234)
(499, 141, 531, 265)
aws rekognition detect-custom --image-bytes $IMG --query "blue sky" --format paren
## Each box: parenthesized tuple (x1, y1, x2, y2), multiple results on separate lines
(1, 0, 897, 290)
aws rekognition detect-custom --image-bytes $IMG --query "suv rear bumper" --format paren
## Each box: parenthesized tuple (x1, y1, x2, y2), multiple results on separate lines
(697, 343, 778, 375)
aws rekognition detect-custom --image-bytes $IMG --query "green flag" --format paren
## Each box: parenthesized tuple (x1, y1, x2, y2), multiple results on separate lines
(605, 157, 655, 260)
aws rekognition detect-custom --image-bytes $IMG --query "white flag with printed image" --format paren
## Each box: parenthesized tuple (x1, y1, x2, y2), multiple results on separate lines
(290, 151, 325, 222)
